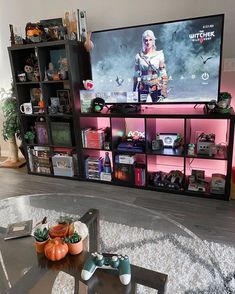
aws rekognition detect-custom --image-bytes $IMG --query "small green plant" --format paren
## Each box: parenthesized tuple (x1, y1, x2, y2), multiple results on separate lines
(57, 215, 75, 224)
(34, 227, 49, 242)
(24, 131, 35, 141)
(64, 232, 81, 244)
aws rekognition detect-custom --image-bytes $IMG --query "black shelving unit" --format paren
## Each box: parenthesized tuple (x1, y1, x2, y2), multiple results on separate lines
(8, 41, 234, 200)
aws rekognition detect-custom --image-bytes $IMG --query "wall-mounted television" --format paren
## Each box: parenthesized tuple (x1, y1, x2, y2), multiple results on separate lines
(90, 14, 224, 104)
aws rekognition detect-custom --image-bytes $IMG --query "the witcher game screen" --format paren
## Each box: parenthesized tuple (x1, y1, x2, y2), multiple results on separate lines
(90, 14, 224, 104)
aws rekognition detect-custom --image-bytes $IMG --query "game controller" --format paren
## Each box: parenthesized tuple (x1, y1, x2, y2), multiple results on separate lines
(81, 252, 131, 285)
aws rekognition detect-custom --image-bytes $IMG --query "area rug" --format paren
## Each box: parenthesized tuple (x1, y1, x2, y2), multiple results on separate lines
(0, 199, 234, 294)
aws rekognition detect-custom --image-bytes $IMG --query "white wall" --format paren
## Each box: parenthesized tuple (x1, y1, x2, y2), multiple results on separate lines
(0, 0, 235, 155)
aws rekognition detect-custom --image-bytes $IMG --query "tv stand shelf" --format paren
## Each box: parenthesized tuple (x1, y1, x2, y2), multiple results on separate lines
(9, 42, 234, 201)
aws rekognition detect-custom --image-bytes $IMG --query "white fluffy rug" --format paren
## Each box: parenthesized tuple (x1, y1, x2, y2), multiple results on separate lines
(0, 200, 235, 294)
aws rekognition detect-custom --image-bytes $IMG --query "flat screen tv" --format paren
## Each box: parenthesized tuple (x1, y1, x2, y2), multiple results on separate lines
(90, 14, 224, 104)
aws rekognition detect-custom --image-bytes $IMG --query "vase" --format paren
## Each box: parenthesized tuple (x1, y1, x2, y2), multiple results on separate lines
(35, 239, 48, 254)
(68, 240, 83, 255)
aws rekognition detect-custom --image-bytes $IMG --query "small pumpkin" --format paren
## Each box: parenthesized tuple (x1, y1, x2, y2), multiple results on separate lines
(44, 238, 68, 261)
(49, 224, 69, 238)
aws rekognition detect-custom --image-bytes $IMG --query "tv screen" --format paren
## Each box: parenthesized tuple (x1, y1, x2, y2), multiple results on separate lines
(90, 14, 224, 104)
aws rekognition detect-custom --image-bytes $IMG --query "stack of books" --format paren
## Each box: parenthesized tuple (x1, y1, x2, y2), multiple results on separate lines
(27, 146, 51, 174)
(82, 128, 105, 149)
(85, 156, 103, 180)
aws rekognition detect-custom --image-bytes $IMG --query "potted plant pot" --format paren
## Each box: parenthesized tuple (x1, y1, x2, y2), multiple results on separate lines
(33, 227, 49, 254)
(65, 232, 83, 255)
(68, 239, 83, 255)
(35, 239, 48, 254)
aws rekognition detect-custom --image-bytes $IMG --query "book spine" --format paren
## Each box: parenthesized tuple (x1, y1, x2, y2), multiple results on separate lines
(135, 167, 142, 186)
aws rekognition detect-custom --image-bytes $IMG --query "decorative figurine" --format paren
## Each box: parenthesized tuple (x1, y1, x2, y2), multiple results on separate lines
(188, 143, 195, 155)
(83, 80, 94, 90)
(84, 31, 94, 52)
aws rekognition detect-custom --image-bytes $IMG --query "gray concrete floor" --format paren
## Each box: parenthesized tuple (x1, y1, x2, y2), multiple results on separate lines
(0, 165, 235, 247)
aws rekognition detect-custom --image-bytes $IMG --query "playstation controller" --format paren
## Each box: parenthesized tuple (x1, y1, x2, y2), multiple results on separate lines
(81, 252, 131, 285)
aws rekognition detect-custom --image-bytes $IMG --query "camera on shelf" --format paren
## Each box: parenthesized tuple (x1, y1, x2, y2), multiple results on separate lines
(196, 132, 216, 156)
(152, 133, 182, 151)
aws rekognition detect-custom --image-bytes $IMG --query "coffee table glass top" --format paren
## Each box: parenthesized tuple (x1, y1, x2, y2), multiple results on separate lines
(0, 193, 226, 293)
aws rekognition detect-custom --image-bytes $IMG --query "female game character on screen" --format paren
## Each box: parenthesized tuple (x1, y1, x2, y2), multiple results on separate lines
(133, 30, 168, 102)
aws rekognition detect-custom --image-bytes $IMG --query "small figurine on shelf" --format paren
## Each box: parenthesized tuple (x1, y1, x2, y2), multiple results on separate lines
(58, 57, 68, 80)
(188, 143, 195, 155)
(205, 92, 233, 114)
(173, 133, 182, 149)
(215, 92, 233, 114)
(39, 99, 45, 114)
(46, 62, 55, 81)
(84, 32, 94, 52)
(83, 80, 94, 90)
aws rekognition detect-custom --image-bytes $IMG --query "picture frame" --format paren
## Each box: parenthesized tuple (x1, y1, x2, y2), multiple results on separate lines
(30, 88, 42, 106)
(35, 122, 49, 145)
(51, 122, 72, 147)
(56, 89, 71, 113)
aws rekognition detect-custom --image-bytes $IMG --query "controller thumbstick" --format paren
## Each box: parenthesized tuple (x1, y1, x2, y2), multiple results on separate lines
(97, 254, 103, 260)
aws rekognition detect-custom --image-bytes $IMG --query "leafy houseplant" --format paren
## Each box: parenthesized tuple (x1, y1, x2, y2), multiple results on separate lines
(33, 227, 49, 253)
(0, 87, 25, 167)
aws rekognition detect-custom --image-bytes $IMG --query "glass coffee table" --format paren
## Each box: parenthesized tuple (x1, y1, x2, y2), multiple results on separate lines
(0, 193, 226, 293)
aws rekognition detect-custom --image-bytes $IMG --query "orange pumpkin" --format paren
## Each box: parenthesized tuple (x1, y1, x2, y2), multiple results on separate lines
(44, 238, 68, 261)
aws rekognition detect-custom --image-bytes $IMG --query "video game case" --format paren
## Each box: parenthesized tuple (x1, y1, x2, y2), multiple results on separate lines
(115, 154, 135, 164)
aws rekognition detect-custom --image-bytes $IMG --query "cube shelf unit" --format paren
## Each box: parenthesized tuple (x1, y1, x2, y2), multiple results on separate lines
(8, 40, 90, 179)
(9, 41, 234, 200)
(79, 109, 234, 200)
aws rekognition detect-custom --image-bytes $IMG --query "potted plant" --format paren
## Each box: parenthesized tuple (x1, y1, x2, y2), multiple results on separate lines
(24, 130, 36, 144)
(65, 232, 83, 255)
(33, 227, 49, 253)
(0, 86, 25, 167)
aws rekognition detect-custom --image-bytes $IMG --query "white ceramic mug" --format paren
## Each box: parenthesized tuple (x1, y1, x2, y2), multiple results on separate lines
(20, 103, 33, 114)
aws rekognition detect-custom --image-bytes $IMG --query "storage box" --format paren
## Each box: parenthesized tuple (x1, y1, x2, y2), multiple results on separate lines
(52, 155, 74, 177)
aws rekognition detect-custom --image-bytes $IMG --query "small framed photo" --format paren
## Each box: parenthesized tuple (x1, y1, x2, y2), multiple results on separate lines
(56, 90, 71, 113)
